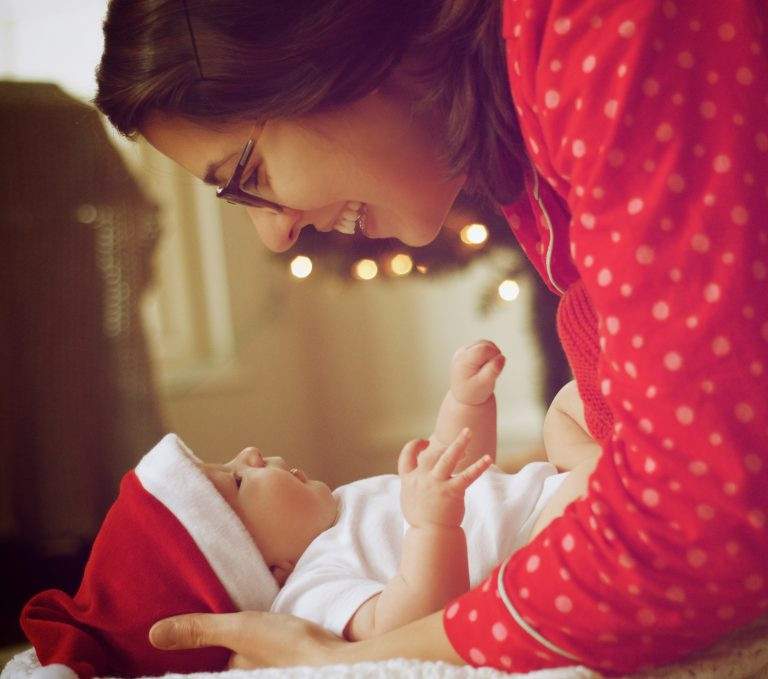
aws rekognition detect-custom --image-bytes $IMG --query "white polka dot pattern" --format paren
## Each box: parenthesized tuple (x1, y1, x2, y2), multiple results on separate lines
(445, 1, 768, 675)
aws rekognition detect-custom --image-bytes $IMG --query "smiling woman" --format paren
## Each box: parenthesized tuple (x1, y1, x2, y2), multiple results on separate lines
(95, 0, 526, 252)
(89, 0, 768, 676)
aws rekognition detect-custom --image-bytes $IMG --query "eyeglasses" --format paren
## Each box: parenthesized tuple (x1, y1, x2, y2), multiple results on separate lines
(215, 138, 284, 213)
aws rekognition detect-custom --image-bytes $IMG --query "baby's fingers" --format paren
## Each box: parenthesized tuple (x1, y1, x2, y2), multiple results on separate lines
(450, 454, 493, 490)
(478, 353, 506, 379)
(398, 438, 429, 476)
(432, 428, 472, 480)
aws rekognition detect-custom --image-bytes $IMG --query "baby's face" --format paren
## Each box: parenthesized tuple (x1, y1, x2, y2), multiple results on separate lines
(200, 448, 338, 574)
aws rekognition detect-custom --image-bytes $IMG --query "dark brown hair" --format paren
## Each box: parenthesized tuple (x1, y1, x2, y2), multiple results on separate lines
(95, 0, 526, 205)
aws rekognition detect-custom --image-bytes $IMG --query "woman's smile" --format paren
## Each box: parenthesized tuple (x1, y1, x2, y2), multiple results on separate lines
(141, 91, 464, 253)
(315, 200, 368, 235)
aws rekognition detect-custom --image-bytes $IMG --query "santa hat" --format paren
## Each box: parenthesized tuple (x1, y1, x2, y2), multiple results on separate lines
(20, 434, 280, 679)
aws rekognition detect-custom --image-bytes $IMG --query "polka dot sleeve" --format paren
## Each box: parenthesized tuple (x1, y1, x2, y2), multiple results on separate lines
(444, 2, 768, 674)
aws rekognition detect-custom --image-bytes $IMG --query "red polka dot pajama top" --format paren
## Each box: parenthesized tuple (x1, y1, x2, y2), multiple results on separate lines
(443, 1, 768, 674)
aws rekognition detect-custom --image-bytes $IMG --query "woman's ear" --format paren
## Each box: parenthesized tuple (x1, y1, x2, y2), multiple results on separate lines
(270, 560, 295, 586)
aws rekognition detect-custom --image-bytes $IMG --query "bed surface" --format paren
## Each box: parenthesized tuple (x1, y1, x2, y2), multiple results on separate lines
(4, 611, 768, 679)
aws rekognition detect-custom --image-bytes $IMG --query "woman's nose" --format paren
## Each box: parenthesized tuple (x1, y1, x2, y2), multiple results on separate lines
(245, 205, 306, 252)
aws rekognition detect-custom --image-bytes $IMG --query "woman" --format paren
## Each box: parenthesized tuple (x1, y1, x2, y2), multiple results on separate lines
(95, 0, 767, 674)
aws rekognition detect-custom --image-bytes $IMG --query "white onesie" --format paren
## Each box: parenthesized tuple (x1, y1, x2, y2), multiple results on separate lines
(270, 462, 567, 636)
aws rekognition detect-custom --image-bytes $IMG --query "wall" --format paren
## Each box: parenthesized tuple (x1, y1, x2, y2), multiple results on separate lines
(129, 142, 548, 488)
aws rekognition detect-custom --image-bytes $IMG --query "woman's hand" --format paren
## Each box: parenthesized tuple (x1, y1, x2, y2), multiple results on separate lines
(149, 610, 346, 669)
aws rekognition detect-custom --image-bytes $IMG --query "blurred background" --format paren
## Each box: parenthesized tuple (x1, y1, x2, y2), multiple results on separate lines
(0, 0, 569, 657)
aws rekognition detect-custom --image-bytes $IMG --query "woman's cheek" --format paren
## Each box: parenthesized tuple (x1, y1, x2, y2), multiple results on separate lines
(272, 173, 341, 212)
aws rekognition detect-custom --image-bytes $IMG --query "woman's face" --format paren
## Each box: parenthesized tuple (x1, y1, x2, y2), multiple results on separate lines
(142, 79, 466, 251)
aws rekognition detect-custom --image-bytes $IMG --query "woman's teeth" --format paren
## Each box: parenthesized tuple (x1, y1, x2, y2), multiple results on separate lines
(333, 201, 365, 236)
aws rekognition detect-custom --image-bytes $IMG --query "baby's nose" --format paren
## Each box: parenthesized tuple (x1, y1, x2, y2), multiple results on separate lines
(237, 447, 265, 468)
(265, 456, 289, 471)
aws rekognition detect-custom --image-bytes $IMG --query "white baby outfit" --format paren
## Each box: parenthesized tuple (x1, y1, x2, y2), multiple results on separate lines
(271, 462, 567, 636)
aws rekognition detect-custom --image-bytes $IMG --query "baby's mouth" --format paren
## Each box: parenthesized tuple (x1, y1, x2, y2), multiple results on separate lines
(289, 467, 308, 483)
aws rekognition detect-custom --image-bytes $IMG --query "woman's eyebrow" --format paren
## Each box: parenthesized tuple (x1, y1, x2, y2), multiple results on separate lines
(202, 151, 238, 186)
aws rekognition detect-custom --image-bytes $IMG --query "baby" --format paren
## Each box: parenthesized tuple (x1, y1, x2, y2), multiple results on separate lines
(20, 341, 598, 677)
(267, 341, 599, 640)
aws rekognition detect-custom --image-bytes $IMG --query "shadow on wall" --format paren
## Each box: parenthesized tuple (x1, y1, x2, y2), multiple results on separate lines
(0, 81, 164, 645)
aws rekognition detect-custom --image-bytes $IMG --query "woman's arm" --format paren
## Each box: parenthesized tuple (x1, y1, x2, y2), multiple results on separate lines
(339, 610, 463, 665)
(149, 609, 463, 669)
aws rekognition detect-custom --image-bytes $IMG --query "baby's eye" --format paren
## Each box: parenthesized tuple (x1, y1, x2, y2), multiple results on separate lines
(233, 473, 243, 489)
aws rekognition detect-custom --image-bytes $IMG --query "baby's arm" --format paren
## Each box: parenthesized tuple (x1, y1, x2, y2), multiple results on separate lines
(345, 432, 491, 641)
(542, 380, 601, 470)
(430, 341, 505, 470)
(529, 380, 601, 540)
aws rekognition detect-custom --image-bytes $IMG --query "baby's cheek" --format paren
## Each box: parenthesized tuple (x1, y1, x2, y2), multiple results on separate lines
(236, 485, 272, 526)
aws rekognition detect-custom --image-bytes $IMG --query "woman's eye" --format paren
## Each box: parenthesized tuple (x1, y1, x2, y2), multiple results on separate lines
(243, 165, 261, 191)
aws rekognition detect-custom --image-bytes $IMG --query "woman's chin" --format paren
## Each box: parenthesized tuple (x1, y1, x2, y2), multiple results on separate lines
(370, 208, 442, 246)
(395, 222, 442, 247)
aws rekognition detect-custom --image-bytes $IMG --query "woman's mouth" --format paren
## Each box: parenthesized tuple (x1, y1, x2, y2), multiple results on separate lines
(329, 201, 369, 236)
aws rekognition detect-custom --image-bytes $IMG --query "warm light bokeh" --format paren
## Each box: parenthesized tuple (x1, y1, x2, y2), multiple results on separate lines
(389, 253, 413, 276)
(460, 222, 489, 246)
(498, 279, 521, 301)
(353, 258, 378, 280)
(290, 255, 313, 279)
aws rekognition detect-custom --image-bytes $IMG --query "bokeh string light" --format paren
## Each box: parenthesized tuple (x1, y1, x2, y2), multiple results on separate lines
(290, 255, 313, 279)
(274, 193, 569, 411)
(389, 253, 413, 276)
(459, 222, 489, 246)
(353, 258, 378, 280)
(498, 279, 520, 301)
(278, 192, 530, 314)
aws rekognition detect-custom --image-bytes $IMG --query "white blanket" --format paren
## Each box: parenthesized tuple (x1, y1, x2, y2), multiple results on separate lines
(4, 612, 768, 679)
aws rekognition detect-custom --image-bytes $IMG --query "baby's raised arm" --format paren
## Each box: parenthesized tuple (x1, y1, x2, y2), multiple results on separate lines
(344, 432, 490, 641)
(430, 340, 505, 470)
(343, 344, 502, 640)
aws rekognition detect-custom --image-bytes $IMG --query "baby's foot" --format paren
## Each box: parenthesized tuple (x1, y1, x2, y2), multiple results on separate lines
(450, 340, 506, 406)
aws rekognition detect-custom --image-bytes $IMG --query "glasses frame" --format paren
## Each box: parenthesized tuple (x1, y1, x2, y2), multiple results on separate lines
(215, 138, 284, 212)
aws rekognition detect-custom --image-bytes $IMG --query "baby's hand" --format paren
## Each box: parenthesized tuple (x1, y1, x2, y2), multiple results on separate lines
(398, 430, 492, 529)
(450, 340, 506, 405)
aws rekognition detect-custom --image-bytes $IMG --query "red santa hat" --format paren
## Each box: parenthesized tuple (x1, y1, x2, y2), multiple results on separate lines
(20, 434, 279, 679)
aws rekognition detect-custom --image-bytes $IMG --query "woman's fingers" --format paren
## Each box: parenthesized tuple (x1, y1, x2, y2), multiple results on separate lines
(228, 653, 256, 670)
(150, 613, 244, 651)
(151, 611, 344, 668)
(450, 454, 493, 490)
(398, 438, 429, 476)
(431, 428, 472, 479)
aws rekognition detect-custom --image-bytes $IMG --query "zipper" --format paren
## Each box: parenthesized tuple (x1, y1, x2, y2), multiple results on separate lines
(530, 168, 566, 295)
